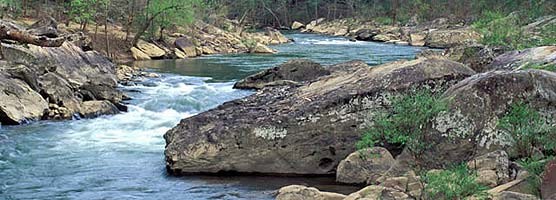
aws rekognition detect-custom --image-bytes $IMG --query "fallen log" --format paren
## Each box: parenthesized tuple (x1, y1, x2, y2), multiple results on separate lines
(0, 20, 65, 47)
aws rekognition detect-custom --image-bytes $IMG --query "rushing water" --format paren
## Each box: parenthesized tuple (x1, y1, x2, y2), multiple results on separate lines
(0, 33, 423, 200)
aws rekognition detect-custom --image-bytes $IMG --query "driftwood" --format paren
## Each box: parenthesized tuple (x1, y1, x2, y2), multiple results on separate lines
(0, 19, 66, 47)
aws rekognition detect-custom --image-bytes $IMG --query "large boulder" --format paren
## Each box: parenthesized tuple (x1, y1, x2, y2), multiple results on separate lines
(164, 57, 475, 175)
(276, 185, 346, 200)
(336, 147, 396, 185)
(136, 40, 166, 58)
(79, 100, 119, 118)
(250, 43, 275, 54)
(423, 70, 556, 167)
(425, 28, 482, 48)
(174, 37, 198, 57)
(487, 46, 556, 71)
(233, 59, 330, 90)
(0, 72, 48, 125)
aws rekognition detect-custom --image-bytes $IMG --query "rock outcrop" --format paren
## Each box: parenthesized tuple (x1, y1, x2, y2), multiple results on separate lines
(487, 46, 556, 71)
(233, 59, 329, 90)
(424, 28, 482, 48)
(423, 70, 556, 167)
(164, 57, 475, 175)
(130, 21, 289, 60)
(0, 19, 125, 125)
(291, 21, 305, 30)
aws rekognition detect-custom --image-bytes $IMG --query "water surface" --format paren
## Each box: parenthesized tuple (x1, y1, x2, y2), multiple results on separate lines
(0, 33, 423, 200)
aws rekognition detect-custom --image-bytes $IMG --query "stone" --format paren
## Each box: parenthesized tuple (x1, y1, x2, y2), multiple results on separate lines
(372, 34, 397, 42)
(446, 44, 507, 73)
(164, 57, 475, 175)
(175, 37, 198, 57)
(344, 185, 412, 200)
(276, 185, 346, 200)
(467, 151, 511, 185)
(493, 191, 540, 200)
(541, 160, 556, 199)
(174, 48, 187, 59)
(234, 59, 330, 90)
(424, 70, 556, 167)
(425, 28, 482, 48)
(476, 170, 499, 188)
(250, 43, 275, 54)
(409, 33, 426, 46)
(487, 46, 556, 71)
(380, 176, 409, 192)
(131, 47, 151, 60)
(292, 21, 305, 30)
(79, 100, 119, 118)
(355, 29, 380, 41)
(136, 40, 166, 58)
(336, 147, 396, 185)
(0, 72, 48, 125)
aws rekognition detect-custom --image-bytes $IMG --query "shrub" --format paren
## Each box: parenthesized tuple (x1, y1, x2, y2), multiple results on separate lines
(522, 63, 556, 72)
(473, 11, 556, 50)
(424, 164, 489, 200)
(497, 102, 556, 158)
(356, 89, 447, 154)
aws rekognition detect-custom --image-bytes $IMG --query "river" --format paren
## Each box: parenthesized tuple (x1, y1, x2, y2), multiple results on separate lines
(0, 33, 423, 200)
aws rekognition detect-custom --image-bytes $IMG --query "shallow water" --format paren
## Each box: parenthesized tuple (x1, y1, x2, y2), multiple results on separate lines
(0, 33, 423, 200)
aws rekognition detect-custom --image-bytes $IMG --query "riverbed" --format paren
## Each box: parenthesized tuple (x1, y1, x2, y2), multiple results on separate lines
(0, 33, 423, 200)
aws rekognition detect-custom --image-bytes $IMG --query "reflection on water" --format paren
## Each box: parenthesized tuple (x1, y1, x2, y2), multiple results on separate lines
(0, 33, 422, 200)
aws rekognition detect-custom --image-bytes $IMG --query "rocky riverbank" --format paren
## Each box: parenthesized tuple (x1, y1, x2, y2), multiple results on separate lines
(130, 20, 291, 61)
(0, 18, 130, 125)
(164, 40, 556, 199)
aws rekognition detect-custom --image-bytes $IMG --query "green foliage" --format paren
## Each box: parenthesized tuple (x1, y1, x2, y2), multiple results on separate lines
(424, 164, 489, 200)
(517, 156, 554, 196)
(374, 16, 393, 25)
(522, 63, 556, 72)
(473, 11, 556, 50)
(357, 89, 447, 154)
(68, 0, 107, 25)
(497, 102, 556, 158)
(241, 38, 257, 50)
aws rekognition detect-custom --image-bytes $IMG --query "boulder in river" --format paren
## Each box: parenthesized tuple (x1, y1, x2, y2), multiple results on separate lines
(164, 57, 475, 175)
(233, 59, 330, 90)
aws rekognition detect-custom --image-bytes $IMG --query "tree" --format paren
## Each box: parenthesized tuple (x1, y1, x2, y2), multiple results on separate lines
(133, 0, 204, 45)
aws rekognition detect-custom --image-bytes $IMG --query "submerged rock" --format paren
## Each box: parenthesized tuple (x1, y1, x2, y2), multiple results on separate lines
(234, 59, 329, 90)
(164, 57, 475, 175)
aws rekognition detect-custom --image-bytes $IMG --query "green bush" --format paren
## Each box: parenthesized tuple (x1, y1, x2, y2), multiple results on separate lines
(473, 11, 556, 50)
(424, 164, 489, 200)
(497, 102, 556, 158)
(356, 89, 447, 154)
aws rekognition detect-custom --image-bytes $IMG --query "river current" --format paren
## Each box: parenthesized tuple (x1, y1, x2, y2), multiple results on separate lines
(0, 33, 422, 200)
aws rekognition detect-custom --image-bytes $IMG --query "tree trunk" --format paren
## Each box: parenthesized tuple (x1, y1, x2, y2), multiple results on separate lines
(0, 21, 65, 47)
